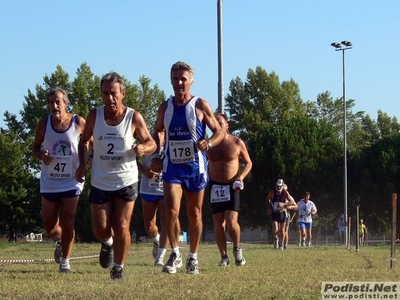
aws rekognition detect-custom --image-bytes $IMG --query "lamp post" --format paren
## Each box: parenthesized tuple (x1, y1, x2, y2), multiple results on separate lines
(217, 0, 224, 113)
(331, 40, 352, 247)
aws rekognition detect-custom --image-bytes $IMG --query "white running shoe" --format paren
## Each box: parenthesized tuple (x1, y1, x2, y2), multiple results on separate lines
(59, 261, 71, 273)
(274, 238, 279, 249)
(162, 252, 182, 274)
(186, 257, 199, 275)
(233, 246, 246, 266)
(219, 256, 230, 267)
(154, 253, 165, 267)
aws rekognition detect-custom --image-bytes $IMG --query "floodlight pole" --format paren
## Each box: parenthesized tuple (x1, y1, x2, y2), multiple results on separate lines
(217, 0, 224, 113)
(331, 40, 352, 247)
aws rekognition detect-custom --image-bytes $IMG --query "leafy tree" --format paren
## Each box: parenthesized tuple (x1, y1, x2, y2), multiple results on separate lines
(225, 66, 306, 134)
(376, 110, 400, 138)
(306, 91, 366, 151)
(69, 62, 102, 118)
(124, 76, 165, 132)
(0, 131, 41, 236)
(349, 134, 400, 234)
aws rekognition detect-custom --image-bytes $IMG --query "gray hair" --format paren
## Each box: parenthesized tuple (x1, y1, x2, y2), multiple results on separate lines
(170, 61, 194, 83)
(101, 72, 126, 93)
(46, 87, 69, 104)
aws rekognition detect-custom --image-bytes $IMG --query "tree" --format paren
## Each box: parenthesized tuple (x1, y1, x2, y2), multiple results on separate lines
(225, 66, 306, 135)
(306, 91, 366, 151)
(0, 131, 41, 236)
(124, 76, 165, 132)
(69, 62, 102, 118)
(350, 134, 400, 234)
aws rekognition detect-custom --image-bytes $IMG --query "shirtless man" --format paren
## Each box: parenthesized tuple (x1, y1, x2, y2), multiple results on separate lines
(207, 113, 252, 266)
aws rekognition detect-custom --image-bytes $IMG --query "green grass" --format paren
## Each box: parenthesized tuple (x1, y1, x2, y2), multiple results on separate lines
(0, 242, 399, 299)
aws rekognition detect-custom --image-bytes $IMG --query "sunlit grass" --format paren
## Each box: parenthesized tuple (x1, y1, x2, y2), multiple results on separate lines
(0, 242, 398, 299)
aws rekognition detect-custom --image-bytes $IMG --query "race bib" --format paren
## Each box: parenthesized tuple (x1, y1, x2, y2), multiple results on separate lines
(272, 202, 285, 212)
(210, 184, 231, 203)
(148, 173, 163, 188)
(169, 140, 195, 164)
(98, 138, 126, 163)
(47, 155, 73, 179)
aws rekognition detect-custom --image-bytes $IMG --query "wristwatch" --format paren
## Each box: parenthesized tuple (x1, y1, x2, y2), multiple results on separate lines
(207, 141, 212, 149)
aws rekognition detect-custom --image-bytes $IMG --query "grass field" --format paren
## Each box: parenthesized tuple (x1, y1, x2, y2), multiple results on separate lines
(0, 241, 399, 299)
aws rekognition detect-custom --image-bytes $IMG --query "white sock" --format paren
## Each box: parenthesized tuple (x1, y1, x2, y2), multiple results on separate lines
(153, 233, 160, 243)
(61, 258, 69, 264)
(113, 263, 123, 269)
(172, 247, 180, 256)
(188, 252, 197, 260)
(103, 236, 113, 246)
(158, 248, 167, 256)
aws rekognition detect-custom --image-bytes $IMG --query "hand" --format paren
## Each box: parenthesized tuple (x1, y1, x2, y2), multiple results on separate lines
(195, 139, 209, 151)
(144, 168, 157, 179)
(132, 143, 146, 157)
(41, 150, 53, 165)
(232, 180, 244, 190)
(75, 165, 85, 183)
(150, 158, 162, 173)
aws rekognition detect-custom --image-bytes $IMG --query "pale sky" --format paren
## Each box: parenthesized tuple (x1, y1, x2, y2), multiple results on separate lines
(1, 1, 398, 128)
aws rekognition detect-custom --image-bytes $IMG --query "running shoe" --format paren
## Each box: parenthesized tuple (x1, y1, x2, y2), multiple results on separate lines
(233, 246, 246, 266)
(154, 253, 165, 267)
(99, 242, 114, 268)
(307, 241, 311, 247)
(110, 266, 124, 280)
(301, 238, 306, 247)
(186, 257, 199, 275)
(219, 256, 230, 267)
(54, 240, 62, 264)
(59, 261, 71, 273)
(162, 252, 182, 274)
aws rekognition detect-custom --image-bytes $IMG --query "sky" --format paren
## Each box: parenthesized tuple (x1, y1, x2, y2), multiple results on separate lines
(0, 1, 398, 129)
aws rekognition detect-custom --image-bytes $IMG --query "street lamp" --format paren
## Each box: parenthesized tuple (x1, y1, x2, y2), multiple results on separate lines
(331, 40, 352, 247)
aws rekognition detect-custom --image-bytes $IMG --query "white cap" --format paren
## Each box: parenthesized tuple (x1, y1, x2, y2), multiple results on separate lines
(276, 179, 284, 186)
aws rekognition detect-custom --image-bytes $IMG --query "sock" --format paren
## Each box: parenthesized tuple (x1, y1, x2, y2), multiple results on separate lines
(172, 247, 180, 256)
(153, 233, 160, 243)
(103, 236, 113, 246)
(158, 248, 167, 256)
(113, 263, 123, 269)
(60, 258, 69, 264)
(188, 252, 197, 260)
(233, 245, 241, 251)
